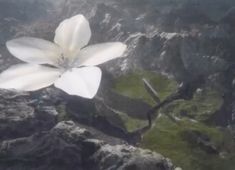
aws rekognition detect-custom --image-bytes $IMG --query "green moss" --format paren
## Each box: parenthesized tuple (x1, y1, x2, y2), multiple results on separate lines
(162, 87, 223, 121)
(112, 69, 235, 169)
(141, 116, 235, 170)
(117, 111, 147, 132)
(112, 70, 178, 131)
(114, 70, 178, 105)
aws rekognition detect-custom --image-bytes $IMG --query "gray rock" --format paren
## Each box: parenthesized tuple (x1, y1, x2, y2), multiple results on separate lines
(0, 121, 174, 170)
(92, 144, 174, 170)
(0, 90, 57, 141)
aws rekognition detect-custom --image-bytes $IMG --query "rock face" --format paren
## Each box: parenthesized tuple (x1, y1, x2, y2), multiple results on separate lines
(92, 144, 173, 170)
(0, 81, 174, 170)
(0, 121, 174, 170)
(0, 90, 57, 141)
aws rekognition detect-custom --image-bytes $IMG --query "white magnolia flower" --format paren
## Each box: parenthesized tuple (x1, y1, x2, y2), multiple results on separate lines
(0, 15, 126, 99)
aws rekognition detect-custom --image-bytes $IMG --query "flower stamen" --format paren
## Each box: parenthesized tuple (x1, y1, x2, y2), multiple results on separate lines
(57, 53, 71, 69)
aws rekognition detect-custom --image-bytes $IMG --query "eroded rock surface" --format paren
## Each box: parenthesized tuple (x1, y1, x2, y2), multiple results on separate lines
(0, 90, 57, 141)
(0, 121, 174, 170)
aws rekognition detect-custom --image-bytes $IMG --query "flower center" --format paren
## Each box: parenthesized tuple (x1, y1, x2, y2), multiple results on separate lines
(57, 54, 72, 70)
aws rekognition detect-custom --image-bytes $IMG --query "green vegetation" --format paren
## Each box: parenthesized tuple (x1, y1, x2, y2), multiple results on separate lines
(112, 69, 235, 170)
(141, 116, 235, 170)
(162, 87, 224, 122)
(117, 111, 147, 132)
(114, 70, 178, 105)
(112, 70, 178, 132)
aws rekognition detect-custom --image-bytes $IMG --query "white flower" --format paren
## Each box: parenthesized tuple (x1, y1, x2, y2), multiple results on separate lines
(0, 15, 127, 99)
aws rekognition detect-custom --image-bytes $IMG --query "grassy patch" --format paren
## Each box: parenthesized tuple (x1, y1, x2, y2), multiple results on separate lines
(162, 87, 223, 121)
(112, 69, 235, 170)
(113, 70, 178, 105)
(141, 116, 235, 170)
(112, 70, 178, 131)
(117, 111, 147, 132)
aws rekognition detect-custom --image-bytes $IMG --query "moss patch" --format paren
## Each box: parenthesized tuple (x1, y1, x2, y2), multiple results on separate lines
(141, 116, 235, 170)
(111, 69, 235, 170)
(117, 111, 147, 132)
(162, 87, 223, 121)
(112, 70, 178, 132)
(113, 70, 178, 106)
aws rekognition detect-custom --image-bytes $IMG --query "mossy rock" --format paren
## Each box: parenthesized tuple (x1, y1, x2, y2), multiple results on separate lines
(141, 116, 235, 170)
(111, 70, 235, 170)
(113, 70, 178, 106)
(116, 111, 147, 132)
(161, 87, 223, 122)
(112, 70, 178, 132)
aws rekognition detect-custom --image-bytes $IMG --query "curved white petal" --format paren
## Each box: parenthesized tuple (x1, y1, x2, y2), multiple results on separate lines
(54, 14, 91, 57)
(0, 64, 61, 91)
(54, 67, 101, 99)
(75, 42, 127, 66)
(6, 37, 61, 66)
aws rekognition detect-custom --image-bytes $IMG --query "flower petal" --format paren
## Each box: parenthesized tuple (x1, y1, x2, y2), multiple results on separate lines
(54, 14, 91, 57)
(0, 64, 61, 91)
(6, 37, 61, 66)
(54, 67, 101, 99)
(75, 42, 127, 66)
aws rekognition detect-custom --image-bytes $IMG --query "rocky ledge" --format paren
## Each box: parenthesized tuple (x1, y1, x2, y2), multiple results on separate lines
(0, 120, 174, 170)
(0, 90, 175, 170)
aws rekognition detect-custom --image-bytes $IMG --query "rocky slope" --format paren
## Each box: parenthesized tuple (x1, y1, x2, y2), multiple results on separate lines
(0, 90, 174, 170)
(0, 120, 174, 170)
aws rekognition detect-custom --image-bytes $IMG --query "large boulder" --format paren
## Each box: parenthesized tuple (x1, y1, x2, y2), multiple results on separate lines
(0, 121, 174, 170)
